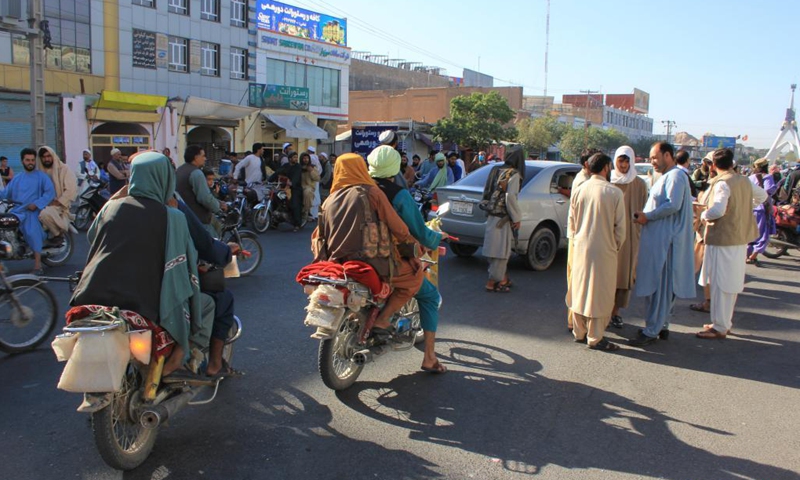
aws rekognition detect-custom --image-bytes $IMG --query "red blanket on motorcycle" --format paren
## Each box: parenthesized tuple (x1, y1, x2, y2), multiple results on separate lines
(296, 261, 390, 298)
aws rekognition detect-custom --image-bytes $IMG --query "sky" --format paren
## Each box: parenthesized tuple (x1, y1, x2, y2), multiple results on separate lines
(289, 0, 799, 149)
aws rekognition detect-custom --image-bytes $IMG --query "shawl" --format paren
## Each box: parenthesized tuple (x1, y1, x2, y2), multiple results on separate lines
(429, 153, 449, 190)
(115, 151, 202, 359)
(330, 153, 375, 193)
(367, 146, 401, 179)
(611, 146, 638, 185)
(37, 145, 77, 208)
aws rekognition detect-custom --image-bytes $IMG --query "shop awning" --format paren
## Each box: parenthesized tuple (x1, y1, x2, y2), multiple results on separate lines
(335, 130, 352, 142)
(262, 114, 328, 140)
(93, 91, 167, 112)
(172, 97, 258, 123)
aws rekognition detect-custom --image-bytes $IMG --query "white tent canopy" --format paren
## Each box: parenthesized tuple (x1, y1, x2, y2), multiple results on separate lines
(171, 97, 258, 121)
(262, 113, 328, 140)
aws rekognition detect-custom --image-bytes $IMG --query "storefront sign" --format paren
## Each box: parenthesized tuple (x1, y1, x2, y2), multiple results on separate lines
(132, 29, 156, 69)
(248, 83, 310, 111)
(256, 0, 347, 46)
(156, 34, 168, 69)
(189, 40, 202, 73)
(352, 126, 397, 156)
(257, 32, 350, 64)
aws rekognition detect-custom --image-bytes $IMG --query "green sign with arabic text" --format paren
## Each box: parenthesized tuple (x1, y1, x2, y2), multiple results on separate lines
(248, 83, 309, 111)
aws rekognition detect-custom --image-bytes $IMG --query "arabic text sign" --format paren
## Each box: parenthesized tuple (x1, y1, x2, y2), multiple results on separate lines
(249, 83, 310, 111)
(256, 1, 347, 46)
(702, 136, 736, 149)
(351, 126, 396, 156)
(257, 32, 351, 64)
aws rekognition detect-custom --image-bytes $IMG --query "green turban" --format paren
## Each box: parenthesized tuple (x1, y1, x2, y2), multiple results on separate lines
(367, 145, 401, 178)
(435, 152, 446, 162)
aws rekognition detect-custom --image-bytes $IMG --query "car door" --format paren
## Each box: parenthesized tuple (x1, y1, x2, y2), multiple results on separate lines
(549, 167, 579, 235)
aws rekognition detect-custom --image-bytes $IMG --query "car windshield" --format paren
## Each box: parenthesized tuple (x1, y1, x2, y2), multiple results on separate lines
(635, 164, 652, 174)
(454, 164, 543, 189)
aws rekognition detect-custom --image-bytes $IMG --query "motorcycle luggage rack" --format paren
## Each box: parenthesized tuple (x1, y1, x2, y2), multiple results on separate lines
(306, 274, 349, 286)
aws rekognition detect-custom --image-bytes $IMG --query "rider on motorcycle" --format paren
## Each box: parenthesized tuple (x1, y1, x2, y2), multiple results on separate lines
(368, 146, 447, 373)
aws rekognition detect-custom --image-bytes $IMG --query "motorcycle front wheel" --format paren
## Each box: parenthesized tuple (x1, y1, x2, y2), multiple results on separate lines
(252, 208, 270, 234)
(318, 314, 363, 391)
(222, 230, 262, 277)
(92, 364, 157, 471)
(0, 277, 58, 354)
(764, 230, 790, 259)
(73, 205, 94, 231)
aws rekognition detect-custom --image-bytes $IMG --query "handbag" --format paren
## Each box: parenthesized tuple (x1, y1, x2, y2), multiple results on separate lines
(199, 266, 226, 292)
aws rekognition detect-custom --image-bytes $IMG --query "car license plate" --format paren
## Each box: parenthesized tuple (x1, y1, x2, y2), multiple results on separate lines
(451, 201, 473, 216)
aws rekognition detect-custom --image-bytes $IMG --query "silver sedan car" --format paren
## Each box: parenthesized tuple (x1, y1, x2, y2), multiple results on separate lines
(434, 161, 580, 271)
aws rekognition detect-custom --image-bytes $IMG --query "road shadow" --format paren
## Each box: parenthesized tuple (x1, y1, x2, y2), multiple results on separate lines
(336, 339, 798, 479)
(122, 386, 440, 480)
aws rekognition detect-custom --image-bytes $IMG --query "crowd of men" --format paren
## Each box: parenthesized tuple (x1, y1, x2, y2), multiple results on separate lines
(565, 142, 777, 351)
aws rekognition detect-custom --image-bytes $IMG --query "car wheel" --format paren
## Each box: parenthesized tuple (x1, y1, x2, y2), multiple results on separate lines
(524, 226, 557, 271)
(449, 243, 479, 258)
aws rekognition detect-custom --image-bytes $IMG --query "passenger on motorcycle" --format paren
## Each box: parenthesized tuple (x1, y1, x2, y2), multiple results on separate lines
(0, 148, 55, 273)
(312, 153, 418, 330)
(70, 151, 215, 379)
(37, 146, 77, 244)
(274, 151, 304, 231)
(368, 146, 448, 373)
(414, 152, 454, 192)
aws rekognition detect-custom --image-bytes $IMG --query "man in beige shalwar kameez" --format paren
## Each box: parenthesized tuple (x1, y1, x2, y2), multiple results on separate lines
(609, 146, 648, 328)
(37, 146, 76, 241)
(566, 153, 626, 351)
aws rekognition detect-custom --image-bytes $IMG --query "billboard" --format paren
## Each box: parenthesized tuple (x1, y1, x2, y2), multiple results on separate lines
(633, 88, 650, 114)
(463, 68, 493, 88)
(351, 126, 396, 156)
(256, 1, 347, 46)
(248, 83, 310, 111)
(703, 136, 737, 149)
(257, 31, 351, 64)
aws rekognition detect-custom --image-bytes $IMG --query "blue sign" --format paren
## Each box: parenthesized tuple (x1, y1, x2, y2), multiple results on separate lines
(352, 126, 396, 156)
(256, 1, 347, 46)
(703, 136, 737, 149)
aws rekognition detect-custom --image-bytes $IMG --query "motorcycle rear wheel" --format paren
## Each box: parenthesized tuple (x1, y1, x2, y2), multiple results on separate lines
(399, 298, 424, 345)
(42, 232, 74, 267)
(92, 364, 158, 471)
(0, 278, 57, 354)
(319, 314, 363, 391)
(73, 205, 94, 231)
(764, 230, 790, 259)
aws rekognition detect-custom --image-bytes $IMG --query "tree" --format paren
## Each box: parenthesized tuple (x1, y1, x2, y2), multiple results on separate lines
(432, 91, 517, 151)
(517, 115, 566, 155)
(557, 126, 630, 162)
(629, 136, 659, 159)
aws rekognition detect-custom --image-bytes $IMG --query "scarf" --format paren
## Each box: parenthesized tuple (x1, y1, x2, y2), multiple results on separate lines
(611, 146, 638, 185)
(37, 145, 77, 208)
(429, 152, 449, 190)
(367, 145, 401, 179)
(330, 153, 375, 193)
(120, 151, 202, 360)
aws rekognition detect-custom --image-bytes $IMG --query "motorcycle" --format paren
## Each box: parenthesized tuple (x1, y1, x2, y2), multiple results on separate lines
(298, 220, 449, 391)
(0, 201, 74, 267)
(53, 292, 243, 471)
(259, 175, 306, 231)
(410, 187, 434, 219)
(764, 203, 800, 258)
(73, 180, 110, 231)
(216, 207, 263, 276)
(0, 241, 60, 354)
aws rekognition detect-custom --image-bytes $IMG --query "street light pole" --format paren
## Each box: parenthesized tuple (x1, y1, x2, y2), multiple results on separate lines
(662, 120, 676, 145)
(580, 89, 598, 149)
(29, 0, 46, 148)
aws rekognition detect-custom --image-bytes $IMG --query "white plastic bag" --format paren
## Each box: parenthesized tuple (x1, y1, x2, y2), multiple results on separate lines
(57, 329, 131, 393)
(51, 333, 79, 362)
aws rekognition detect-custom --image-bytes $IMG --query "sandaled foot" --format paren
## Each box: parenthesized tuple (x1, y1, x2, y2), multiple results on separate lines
(207, 360, 245, 379)
(493, 282, 511, 293)
(696, 328, 726, 339)
(589, 339, 620, 351)
(610, 315, 624, 329)
(702, 324, 731, 335)
(420, 361, 447, 374)
(689, 303, 711, 313)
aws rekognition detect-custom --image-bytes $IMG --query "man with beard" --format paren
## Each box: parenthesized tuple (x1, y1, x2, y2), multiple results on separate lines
(0, 148, 55, 273)
(629, 142, 695, 347)
(275, 151, 304, 231)
(566, 153, 626, 351)
(37, 146, 77, 243)
(447, 152, 463, 182)
(415, 152, 453, 191)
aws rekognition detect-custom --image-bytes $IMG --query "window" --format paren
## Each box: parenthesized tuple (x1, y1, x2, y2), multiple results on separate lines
(230, 47, 247, 79)
(200, 0, 219, 21)
(168, 0, 188, 15)
(201, 42, 219, 76)
(265, 59, 342, 107)
(230, 0, 247, 27)
(21, 0, 91, 72)
(168, 36, 188, 72)
(133, 0, 155, 7)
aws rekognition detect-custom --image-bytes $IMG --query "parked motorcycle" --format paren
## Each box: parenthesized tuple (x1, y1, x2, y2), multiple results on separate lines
(764, 203, 800, 258)
(298, 220, 448, 391)
(260, 176, 306, 231)
(217, 207, 263, 276)
(73, 180, 110, 231)
(0, 241, 60, 353)
(0, 201, 74, 267)
(53, 299, 243, 470)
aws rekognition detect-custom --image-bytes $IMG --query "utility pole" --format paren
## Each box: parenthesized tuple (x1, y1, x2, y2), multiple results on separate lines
(580, 89, 598, 149)
(662, 120, 677, 144)
(543, 0, 550, 98)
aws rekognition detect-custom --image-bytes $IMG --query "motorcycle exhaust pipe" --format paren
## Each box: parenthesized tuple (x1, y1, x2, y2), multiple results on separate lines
(351, 344, 392, 366)
(139, 389, 198, 429)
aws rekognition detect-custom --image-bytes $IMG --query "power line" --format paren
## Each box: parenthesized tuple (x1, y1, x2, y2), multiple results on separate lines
(662, 120, 677, 144)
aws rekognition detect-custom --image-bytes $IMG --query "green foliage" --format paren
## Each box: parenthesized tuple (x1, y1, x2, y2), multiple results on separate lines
(628, 136, 659, 159)
(432, 91, 517, 151)
(517, 115, 567, 154)
(557, 126, 631, 162)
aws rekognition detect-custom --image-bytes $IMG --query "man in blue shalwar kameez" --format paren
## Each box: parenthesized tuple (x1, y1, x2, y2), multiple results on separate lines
(629, 142, 695, 346)
(0, 148, 55, 273)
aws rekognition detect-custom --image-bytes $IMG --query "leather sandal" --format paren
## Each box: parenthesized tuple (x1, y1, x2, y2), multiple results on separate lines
(689, 302, 711, 313)
(696, 328, 726, 339)
(703, 324, 731, 335)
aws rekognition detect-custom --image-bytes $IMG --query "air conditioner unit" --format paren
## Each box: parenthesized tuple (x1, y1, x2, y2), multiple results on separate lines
(0, 0, 26, 20)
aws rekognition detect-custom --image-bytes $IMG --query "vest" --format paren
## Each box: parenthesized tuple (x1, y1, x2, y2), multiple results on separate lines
(175, 163, 212, 224)
(704, 171, 758, 246)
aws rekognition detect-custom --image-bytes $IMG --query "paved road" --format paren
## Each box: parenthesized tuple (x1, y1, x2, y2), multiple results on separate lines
(1, 227, 799, 480)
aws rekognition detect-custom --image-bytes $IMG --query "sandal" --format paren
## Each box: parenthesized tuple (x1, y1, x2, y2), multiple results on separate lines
(703, 324, 731, 335)
(689, 302, 711, 313)
(696, 328, 726, 339)
(208, 360, 245, 379)
(493, 282, 511, 293)
(588, 339, 620, 351)
(420, 361, 447, 374)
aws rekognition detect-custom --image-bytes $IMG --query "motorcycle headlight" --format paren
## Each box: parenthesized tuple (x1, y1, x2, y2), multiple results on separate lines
(413, 193, 423, 202)
(277, 191, 287, 200)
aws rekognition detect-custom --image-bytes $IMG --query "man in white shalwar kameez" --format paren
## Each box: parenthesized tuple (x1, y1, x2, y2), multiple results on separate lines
(697, 149, 766, 339)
